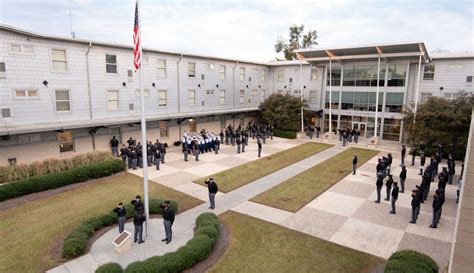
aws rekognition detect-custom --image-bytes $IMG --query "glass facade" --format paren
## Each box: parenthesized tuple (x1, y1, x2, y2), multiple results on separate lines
(383, 118, 401, 141)
(387, 64, 407, 86)
(326, 66, 341, 86)
(324, 91, 340, 109)
(326, 91, 384, 112)
(343, 65, 385, 86)
(323, 114, 338, 133)
(385, 92, 404, 113)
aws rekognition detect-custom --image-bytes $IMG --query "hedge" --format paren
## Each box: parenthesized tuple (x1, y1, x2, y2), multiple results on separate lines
(0, 159, 125, 202)
(409, 145, 466, 161)
(95, 213, 219, 273)
(96, 263, 123, 273)
(385, 250, 438, 273)
(273, 129, 297, 139)
(62, 198, 178, 258)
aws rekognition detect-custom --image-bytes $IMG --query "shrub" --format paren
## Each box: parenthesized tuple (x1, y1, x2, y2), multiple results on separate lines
(99, 212, 220, 273)
(0, 151, 113, 184)
(273, 129, 297, 139)
(96, 263, 123, 273)
(62, 198, 178, 259)
(385, 250, 438, 273)
(0, 159, 125, 202)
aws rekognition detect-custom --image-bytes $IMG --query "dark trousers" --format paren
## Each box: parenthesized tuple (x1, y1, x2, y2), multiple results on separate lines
(400, 178, 406, 192)
(132, 159, 138, 170)
(184, 150, 188, 161)
(164, 220, 172, 242)
(118, 216, 125, 233)
(258, 147, 262, 158)
(134, 225, 143, 242)
(385, 186, 392, 201)
(401, 156, 405, 166)
(161, 153, 165, 163)
(121, 155, 127, 162)
(242, 143, 245, 152)
(215, 145, 219, 154)
(352, 164, 356, 175)
(237, 144, 241, 153)
(391, 198, 397, 213)
(432, 209, 440, 227)
(147, 155, 152, 166)
(411, 205, 420, 223)
(112, 146, 119, 157)
(209, 193, 216, 209)
(412, 155, 415, 166)
(376, 187, 382, 202)
(155, 158, 160, 170)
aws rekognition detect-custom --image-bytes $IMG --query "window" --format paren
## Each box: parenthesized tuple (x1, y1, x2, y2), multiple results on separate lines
(106, 54, 117, 74)
(201, 74, 205, 80)
(135, 89, 150, 97)
(0, 62, 6, 78)
(385, 92, 404, 113)
(277, 70, 284, 81)
(383, 118, 401, 141)
(444, 93, 461, 101)
(420, 92, 431, 102)
(261, 69, 266, 81)
(188, 90, 196, 106)
(239, 67, 245, 81)
(188, 62, 196, 77)
(309, 91, 317, 103)
(239, 90, 245, 103)
(14, 89, 38, 98)
(51, 49, 67, 71)
(159, 121, 169, 137)
(219, 90, 226, 104)
(249, 76, 252, 82)
(387, 64, 407, 86)
(107, 90, 119, 110)
(251, 89, 257, 96)
(2, 108, 11, 118)
(129, 103, 134, 111)
(8, 158, 17, 166)
(261, 90, 266, 99)
(206, 89, 214, 95)
(220, 65, 226, 80)
(326, 66, 341, 86)
(58, 130, 74, 153)
(207, 63, 215, 70)
(10, 44, 34, 54)
(55, 90, 70, 111)
(344, 65, 385, 87)
(466, 76, 472, 83)
(311, 68, 317, 81)
(158, 90, 167, 106)
(158, 59, 166, 77)
(423, 65, 435, 80)
(220, 116, 226, 129)
(127, 70, 133, 82)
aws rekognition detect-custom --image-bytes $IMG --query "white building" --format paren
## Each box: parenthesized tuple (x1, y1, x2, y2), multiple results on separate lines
(0, 24, 472, 165)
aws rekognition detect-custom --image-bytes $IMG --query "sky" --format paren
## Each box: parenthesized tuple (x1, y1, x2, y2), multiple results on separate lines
(0, 0, 473, 61)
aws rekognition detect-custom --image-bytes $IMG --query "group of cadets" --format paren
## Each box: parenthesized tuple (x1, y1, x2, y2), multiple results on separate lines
(117, 137, 167, 170)
(306, 125, 322, 139)
(338, 128, 361, 146)
(375, 142, 465, 229)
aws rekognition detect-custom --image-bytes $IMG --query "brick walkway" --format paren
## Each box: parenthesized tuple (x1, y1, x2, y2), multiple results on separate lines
(48, 137, 459, 272)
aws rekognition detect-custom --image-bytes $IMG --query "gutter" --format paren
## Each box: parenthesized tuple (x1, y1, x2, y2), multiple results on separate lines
(232, 61, 239, 110)
(177, 53, 184, 138)
(85, 42, 93, 120)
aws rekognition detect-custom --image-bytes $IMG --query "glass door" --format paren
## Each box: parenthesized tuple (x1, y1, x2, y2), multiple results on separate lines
(353, 122, 367, 138)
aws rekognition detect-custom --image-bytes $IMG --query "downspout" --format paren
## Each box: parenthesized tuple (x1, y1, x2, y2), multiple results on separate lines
(177, 53, 183, 138)
(232, 61, 239, 126)
(85, 42, 96, 150)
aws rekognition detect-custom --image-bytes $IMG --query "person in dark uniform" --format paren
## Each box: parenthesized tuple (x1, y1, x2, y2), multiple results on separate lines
(160, 200, 175, 244)
(257, 136, 262, 158)
(385, 174, 393, 201)
(120, 145, 128, 162)
(399, 165, 406, 193)
(375, 173, 383, 203)
(146, 142, 153, 167)
(127, 137, 135, 147)
(113, 202, 126, 233)
(352, 155, 358, 175)
(160, 142, 166, 164)
(390, 182, 399, 214)
(183, 140, 189, 162)
(131, 148, 138, 170)
(411, 146, 416, 166)
(111, 136, 120, 157)
(236, 134, 242, 153)
(154, 145, 161, 170)
(131, 195, 144, 212)
(205, 178, 219, 209)
(401, 145, 406, 166)
(215, 137, 220, 154)
(133, 208, 146, 243)
(419, 153, 426, 175)
(430, 191, 442, 228)
(409, 189, 421, 224)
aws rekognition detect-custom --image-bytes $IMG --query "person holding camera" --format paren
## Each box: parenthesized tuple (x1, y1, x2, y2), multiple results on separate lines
(160, 200, 175, 244)
(112, 202, 126, 233)
(131, 195, 144, 212)
(205, 178, 218, 209)
(133, 208, 146, 244)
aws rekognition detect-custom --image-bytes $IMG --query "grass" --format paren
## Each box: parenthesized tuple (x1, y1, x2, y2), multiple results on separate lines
(0, 172, 203, 273)
(208, 211, 384, 273)
(194, 142, 332, 192)
(251, 147, 379, 212)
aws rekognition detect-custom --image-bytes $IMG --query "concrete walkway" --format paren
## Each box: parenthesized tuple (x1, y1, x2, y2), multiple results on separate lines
(48, 138, 344, 273)
(49, 136, 460, 272)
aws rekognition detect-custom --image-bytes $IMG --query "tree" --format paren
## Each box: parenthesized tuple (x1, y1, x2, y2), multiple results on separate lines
(259, 93, 307, 131)
(275, 24, 318, 61)
(403, 95, 473, 159)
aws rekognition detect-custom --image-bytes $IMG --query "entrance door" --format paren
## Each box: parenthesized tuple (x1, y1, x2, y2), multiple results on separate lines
(189, 118, 197, 133)
(352, 122, 366, 138)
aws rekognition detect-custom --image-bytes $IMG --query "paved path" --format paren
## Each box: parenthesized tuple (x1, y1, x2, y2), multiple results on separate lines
(49, 137, 460, 272)
(48, 138, 344, 273)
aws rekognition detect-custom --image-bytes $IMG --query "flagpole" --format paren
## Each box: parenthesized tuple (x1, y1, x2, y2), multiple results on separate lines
(136, 0, 150, 239)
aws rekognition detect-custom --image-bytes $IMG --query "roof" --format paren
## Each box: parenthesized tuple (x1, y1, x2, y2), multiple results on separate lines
(295, 42, 430, 64)
(0, 23, 269, 66)
(267, 60, 310, 66)
(430, 52, 474, 60)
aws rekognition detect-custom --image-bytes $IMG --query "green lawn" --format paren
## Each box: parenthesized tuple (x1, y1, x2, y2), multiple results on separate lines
(0, 172, 203, 273)
(194, 142, 332, 192)
(251, 147, 379, 212)
(208, 211, 384, 273)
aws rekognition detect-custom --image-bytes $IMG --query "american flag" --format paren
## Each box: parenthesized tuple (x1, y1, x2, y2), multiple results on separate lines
(133, 2, 141, 71)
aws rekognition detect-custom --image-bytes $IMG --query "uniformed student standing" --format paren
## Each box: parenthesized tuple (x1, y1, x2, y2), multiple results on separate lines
(390, 182, 399, 214)
(352, 155, 358, 175)
(430, 191, 442, 228)
(375, 174, 383, 203)
(399, 165, 407, 193)
(385, 175, 393, 201)
(409, 190, 421, 224)
(112, 202, 126, 233)
(401, 145, 406, 166)
(111, 136, 120, 157)
(160, 201, 175, 244)
(257, 137, 262, 158)
(133, 209, 146, 243)
(205, 178, 218, 209)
